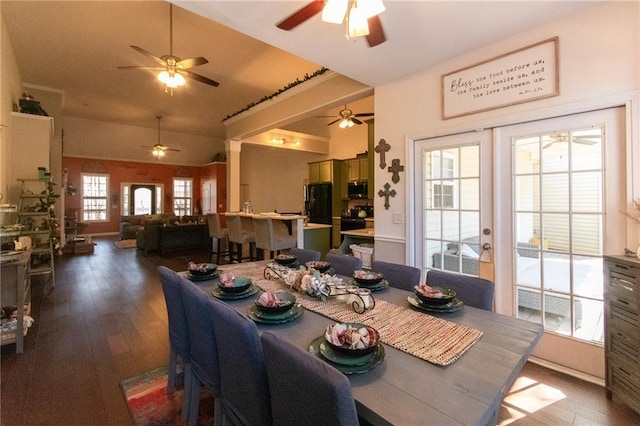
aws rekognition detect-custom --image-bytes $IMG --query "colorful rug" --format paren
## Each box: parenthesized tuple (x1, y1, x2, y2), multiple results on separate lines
(120, 366, 214, 425)
(114, 239, 137, 249)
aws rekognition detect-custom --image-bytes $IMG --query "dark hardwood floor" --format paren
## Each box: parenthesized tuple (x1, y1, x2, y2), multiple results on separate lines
(2, 236, 639, 425)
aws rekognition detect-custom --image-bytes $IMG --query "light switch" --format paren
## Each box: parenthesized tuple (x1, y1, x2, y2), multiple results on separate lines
(392, 212, 403, 224)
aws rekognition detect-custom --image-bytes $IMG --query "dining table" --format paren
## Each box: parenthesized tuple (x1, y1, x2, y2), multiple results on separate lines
(182, 260, 543, 426)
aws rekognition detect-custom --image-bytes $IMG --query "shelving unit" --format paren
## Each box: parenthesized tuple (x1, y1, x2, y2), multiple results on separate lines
(17, 179, 57, 291)
(0, 249, 31, 353)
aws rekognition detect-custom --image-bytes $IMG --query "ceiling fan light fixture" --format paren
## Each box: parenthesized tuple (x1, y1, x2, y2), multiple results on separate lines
(322, 0, 348, 24)
(152, 147, 165, 157)
(157, 70, 186, 88)
(339, 117, 355, 128)
(347, 3, 370, 39)
(360, 0, 385, 18)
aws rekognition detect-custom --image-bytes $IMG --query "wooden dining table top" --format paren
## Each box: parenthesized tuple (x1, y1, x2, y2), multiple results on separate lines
(183, 260, 543, 426)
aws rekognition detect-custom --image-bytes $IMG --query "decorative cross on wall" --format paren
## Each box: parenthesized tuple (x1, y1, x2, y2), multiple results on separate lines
(374, 138, 391, 169)
(388, 159, 404, 184)
(378, 183, 397, 210)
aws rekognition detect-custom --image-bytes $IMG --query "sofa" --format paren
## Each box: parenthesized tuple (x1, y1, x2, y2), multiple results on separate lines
(135, 216, 208, 252)
(120, 213, 185, 239)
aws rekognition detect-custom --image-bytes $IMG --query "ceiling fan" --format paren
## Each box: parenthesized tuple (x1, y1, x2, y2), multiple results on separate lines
(117, 4, 219, 94)
(319, 105, 374, 128)
(141, 116, 180, 158)
(276, 0, 387, 47)
(542, 133, 601, 149)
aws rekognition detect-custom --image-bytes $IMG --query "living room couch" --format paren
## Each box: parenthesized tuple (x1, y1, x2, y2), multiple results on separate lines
(120, 213, 182, 239)
(135, 216, 208, 252)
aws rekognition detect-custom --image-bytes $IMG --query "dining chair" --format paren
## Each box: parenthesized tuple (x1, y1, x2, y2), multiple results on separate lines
(253, 216, 297, 260)
(178, 276, 221, 426)
(226, 214, 256, 263)
(426, 269, 495, 311)
(288, 247, 321, 264)
(371, 260, 422, 291)
(209, 297, 272, 425)
(206, 213, 229, 264)
(325, 253, 363, 276)
(260, 332, 360, 426)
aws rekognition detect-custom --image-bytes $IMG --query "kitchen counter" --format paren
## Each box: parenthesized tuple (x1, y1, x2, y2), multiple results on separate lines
(340, 228, 374, 237)
(304, 223, 332, 230)
(303, 223, 332, 258)
(338, 227, 375, 256)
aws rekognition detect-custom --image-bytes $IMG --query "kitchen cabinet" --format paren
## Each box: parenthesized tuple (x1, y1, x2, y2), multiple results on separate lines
(604, 255, 640, 415)
(308, 160, 333, 183)
(347, 157, 369, 182)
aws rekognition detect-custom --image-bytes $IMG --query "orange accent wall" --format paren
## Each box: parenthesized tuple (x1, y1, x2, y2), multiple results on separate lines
(62, 157, 225, 235)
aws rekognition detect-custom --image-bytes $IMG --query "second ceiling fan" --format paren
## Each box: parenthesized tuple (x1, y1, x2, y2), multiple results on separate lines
(319, 105, 374, 128)
(141, 116, 180, 158)
(117, 4, 219, 94)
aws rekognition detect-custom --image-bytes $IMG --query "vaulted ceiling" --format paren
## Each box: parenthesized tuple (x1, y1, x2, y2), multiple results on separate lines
(2, 1, 598, 140)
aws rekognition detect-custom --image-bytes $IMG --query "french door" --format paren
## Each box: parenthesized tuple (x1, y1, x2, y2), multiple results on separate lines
(413, 130, 494, 282)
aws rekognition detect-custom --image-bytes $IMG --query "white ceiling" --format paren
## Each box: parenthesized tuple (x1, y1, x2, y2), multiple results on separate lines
(2, 1, 599, 141)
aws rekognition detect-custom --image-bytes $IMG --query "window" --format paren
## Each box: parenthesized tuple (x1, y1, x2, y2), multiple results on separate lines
(173, 178, 192, 216)
(82, 173, 109, 222)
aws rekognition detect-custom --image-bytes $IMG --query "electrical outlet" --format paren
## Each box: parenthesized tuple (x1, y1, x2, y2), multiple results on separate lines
(392, 212, 403, 224)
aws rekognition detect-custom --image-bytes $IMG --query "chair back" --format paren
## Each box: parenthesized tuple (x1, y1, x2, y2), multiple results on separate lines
(206, 213, 226, 239)
(371, 260, 421, 292)
(209, 298, 271, 425)
(325, 253, 363, 276)
(426, 269, 495, 311)
(178, 276, 221, 394)
(226, 214, 242, 244)
(252, 216, 273, 251)
(157, 266, 190, 359)
(260, 332, 359, 426)
(289, 247, 321, 264)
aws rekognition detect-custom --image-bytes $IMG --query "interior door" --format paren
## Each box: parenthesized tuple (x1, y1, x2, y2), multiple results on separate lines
(413, 130, 494, 282)
(130, 184, 156, 215)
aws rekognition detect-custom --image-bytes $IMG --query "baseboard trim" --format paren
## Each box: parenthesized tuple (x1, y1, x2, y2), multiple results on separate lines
(528, 356, 605, 387)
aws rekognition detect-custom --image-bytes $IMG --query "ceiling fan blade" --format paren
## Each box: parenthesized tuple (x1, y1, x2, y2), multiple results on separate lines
(317, 115, 338, 118)
(353, 113, 374, 117)
(117, 66, 165, 70)
(327, 119, 340, 126)
(276, 0, 324, 30)
(166, 148, 181, 152)
(177, 56, 208, 69)
(130, 45, 166, 66)
(366, 15, 386, 47)
(352, 118, 363, 125)
(182, 70, 220, 87)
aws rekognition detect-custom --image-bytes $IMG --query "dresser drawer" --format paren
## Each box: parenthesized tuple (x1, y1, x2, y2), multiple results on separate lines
(608, 328, 640, 365)
(608, 261, 640, 285)
(608, 357, 640, 397)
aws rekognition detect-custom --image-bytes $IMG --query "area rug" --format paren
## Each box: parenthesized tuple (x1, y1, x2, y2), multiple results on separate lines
(120, 366, 214, 425)
(114, 239, 137, 249)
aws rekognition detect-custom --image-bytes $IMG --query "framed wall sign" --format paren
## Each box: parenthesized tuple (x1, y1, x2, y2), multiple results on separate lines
(442, 37, 558, 119)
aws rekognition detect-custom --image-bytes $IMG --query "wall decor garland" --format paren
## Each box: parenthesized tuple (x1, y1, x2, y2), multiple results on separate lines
(222, 67, 329, 122)
(378, 183, 396, 210)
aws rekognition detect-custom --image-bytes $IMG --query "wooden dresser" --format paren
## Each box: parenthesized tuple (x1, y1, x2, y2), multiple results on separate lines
(604, 255, 640, 414)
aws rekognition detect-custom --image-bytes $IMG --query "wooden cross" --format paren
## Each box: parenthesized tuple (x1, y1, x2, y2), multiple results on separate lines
(378, 182, 396, 210)
(374, 138, 391, 169)
(388, 159, 404, 184)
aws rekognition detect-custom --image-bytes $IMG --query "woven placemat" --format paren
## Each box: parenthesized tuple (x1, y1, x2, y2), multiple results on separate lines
(254, 275, 482, 366)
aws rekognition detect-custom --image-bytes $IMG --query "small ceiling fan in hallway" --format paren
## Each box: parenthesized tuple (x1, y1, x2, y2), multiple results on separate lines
(318, 105, 374, 128)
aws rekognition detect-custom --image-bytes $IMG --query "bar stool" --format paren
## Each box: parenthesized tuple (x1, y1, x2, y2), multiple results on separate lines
(253, 216, 297, 260)
(226, 214, 256, 263)
(206, 213, 229, 264)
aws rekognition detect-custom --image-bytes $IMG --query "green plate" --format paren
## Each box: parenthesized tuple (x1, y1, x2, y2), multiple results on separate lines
(356, 279, 389, 292)
(318, 340, 378, 366)
(308, 336, 385, 375)
(407, 295, 464, 313)
(247, 304, 304, 324)
(184, 270, 220, 282)
(212, 284, 260, 300)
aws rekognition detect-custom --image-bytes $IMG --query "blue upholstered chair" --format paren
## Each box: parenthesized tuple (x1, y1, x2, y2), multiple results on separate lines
(209, 297, 271, 425)
(325, 253, 363, 277)
(260, 332, 360, 426)
(425, 269, 495, 311)
(371, 260, 422, 291)
(288, 247, 321, 265)
(178, 276, 221, 426)
(157, 266, 193, 420)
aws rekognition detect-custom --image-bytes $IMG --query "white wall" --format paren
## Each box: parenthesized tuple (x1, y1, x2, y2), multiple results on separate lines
(373, 1, 639, 261)
(0, 13, 24, 203)
(61, 116, 225, 166)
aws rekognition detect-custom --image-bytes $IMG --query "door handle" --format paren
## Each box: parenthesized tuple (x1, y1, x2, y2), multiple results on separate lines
(482, 243, 492, 250)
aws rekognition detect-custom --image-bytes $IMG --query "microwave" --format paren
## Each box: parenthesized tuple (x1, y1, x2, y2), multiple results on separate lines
(347, 181, 368, 199)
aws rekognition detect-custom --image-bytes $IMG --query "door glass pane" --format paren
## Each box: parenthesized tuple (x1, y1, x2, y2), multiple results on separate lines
(133, 188, 152, 215)
(460, 178, 479, 210)
(513, 125, 604, 342)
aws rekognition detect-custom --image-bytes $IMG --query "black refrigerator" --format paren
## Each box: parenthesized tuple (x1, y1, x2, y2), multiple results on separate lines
(305, 183, 332, 225)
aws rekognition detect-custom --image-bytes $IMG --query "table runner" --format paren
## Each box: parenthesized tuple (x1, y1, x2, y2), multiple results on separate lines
(221, 263, 483, 366)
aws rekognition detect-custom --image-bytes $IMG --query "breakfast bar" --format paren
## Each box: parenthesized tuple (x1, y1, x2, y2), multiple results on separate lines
(185, 260, 543, 425)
